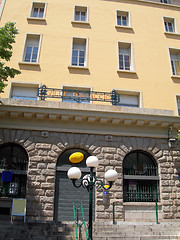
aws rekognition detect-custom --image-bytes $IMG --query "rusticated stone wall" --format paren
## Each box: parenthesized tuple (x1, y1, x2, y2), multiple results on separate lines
(0, 128, 180, 222)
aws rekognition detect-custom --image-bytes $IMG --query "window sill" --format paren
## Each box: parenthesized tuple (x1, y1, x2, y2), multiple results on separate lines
(171, 75, 180, 79)
(19, 61, 40, 66)
(123, 202, 161, 206)
(27, 17, 46, 21)
(115, 25, 133, 30)
(164, 31, 180, 37)
(71, 20, 90, 25)
(117, 69, 136, 74)
(68, 65, 89, 70)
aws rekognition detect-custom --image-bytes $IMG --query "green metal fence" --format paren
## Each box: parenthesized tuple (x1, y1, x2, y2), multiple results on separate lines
(73, 202, 88, 240)
(124, 180, 159, 202)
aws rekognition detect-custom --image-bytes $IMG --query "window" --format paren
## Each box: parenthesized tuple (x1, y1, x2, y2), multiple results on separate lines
(74, 6, 88, 22)
(0, 143, 28, 198)
(62, 86, 90, 103)
(116, 10, 130, 27)
(10, 83, 40, 100)
(22, 34, 42, 64)
(176, 97, 180, 115)
(71, 38, 88, 67)
(160, 0, 171, 3)
(169, 48, 180, 76)
(163, 17, 177, 33)
(118, 42, 134, 71)
(114, 90, 140, 107)
(29, 2, 47, 19)
(123, 150, 159, 202)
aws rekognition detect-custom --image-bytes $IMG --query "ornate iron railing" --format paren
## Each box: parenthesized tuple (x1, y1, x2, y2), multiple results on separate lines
(124, 191, 159, 202)
(124, 166, 158, 176)
(38, 85, 120, 105)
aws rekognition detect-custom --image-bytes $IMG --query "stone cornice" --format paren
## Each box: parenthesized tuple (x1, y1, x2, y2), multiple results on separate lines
(0, 98, 179, 138)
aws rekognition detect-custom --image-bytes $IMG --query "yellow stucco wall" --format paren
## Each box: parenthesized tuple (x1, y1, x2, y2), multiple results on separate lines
(0, 0, 180, 114)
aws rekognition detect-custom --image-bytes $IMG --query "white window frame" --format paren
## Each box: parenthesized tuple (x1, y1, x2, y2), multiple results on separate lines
(69, 37, 88, 69)
(116, 10, 131, 28)
(61, 85, 92, 103)
(175, 95, 180, 116)
(114, 89, 142, 108)
(28, 2, 47, 20)
(72, 5, 89, 24)
(169, 48, 180, 77)
(0, 0, 6, 20)
(117, 41, 135, 73)
(8, 82, 41, 100)
(20, 33, 42, 65)
(163, 17, 178, 34)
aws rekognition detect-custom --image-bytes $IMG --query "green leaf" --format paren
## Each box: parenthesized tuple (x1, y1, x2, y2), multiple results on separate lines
(0, 22, 21, 93)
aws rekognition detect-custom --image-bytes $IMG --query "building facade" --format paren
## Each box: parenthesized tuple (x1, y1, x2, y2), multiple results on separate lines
(0, 0, 180, 223)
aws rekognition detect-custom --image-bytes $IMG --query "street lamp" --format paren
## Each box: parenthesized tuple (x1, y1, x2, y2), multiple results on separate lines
(67, 156, 118, 240)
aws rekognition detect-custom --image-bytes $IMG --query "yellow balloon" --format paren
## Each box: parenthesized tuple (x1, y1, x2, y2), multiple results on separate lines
(69, 152, 84, 164)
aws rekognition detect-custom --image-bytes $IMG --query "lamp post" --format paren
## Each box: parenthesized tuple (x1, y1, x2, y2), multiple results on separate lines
(67, 156, 118, 240)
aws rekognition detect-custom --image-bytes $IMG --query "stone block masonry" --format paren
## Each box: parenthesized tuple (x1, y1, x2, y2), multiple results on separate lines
(0, 128, 179, 222)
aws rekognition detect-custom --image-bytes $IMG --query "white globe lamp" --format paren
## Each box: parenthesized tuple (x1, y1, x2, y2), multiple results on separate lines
(67, 167, 82, 180)
(104, 169, 118, 182)
(86, 156, 99, 168)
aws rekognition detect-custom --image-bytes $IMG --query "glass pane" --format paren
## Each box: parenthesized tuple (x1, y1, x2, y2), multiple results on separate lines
(72, 57, 78, 65)
(75, 11, 80, 21)
(164, 22, 168, 31)
(122, 16, 127, 26)
(175, 61, 180, 75)
(24, 52, 31, 62)
(81, 11, 86, 21)
(26, 46, 32, 53)
(33, 47, 39, 54)
(168, 22, 173, 32)
(72, 50, 78, 57)
(171, 60, 176, 75)
(39, 8, 44, 18)
(119, 60, 124, 69)
(32, 7, 38, 17)
(79, 50, 85, 57)
(32, 53, 38, 62)
(117, 16, 122, 25)
(79, 57, 85, 66)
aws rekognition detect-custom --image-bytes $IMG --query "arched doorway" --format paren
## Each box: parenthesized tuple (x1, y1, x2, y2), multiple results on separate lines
(0, 143, 28, 217)
(0, 143, 28, 197)
(123, 150, 159, 202)
(54, 148, 95, 221)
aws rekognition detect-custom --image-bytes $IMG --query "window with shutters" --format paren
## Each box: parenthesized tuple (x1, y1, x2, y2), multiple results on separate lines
(21, 34, 42, 64)
(10, 82, 40, 100)
(116, 10, 131, 28)
(28, 2, 47, 20)
(114, 90, 141, 107)
(73, 6, 88, 23)
(118, 42, 135, 72)
(169, 48, 180, 76)
(70, 37, 88, 68)
(163, 17, 178, 34)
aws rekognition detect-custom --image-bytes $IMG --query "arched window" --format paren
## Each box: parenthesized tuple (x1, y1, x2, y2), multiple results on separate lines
(0, 143, 28, 197)
(123, 150, 159, 202)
